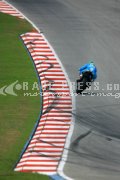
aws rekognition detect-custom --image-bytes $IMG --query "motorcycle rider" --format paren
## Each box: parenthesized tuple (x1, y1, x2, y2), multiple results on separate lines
(79, 60, 97, 81)
(76, 60, 97, 93)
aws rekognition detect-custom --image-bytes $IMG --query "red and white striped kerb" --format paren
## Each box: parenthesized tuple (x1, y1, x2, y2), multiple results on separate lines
(0, 1, 24, 19)
(15, 33, 72, 175)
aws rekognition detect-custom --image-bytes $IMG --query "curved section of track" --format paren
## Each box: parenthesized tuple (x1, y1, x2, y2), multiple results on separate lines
(0, 1, 73, 178)
(6, 0, 120, 179)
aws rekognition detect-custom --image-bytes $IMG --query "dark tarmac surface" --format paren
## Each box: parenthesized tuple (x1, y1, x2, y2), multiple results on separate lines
(7, 0, 120, 179)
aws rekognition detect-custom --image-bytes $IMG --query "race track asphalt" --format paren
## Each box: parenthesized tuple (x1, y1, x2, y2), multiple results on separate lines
(7, 0, 120, 179)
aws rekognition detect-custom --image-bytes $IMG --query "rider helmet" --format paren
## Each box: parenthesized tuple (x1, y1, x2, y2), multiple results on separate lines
(88, 60, 95, 65)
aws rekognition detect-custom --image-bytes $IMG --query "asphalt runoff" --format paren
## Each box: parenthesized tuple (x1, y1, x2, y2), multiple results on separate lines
(8, 0, 120, 179)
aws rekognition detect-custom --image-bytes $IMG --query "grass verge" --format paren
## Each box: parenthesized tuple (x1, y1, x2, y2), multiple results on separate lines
(0, 12, 49, 180)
